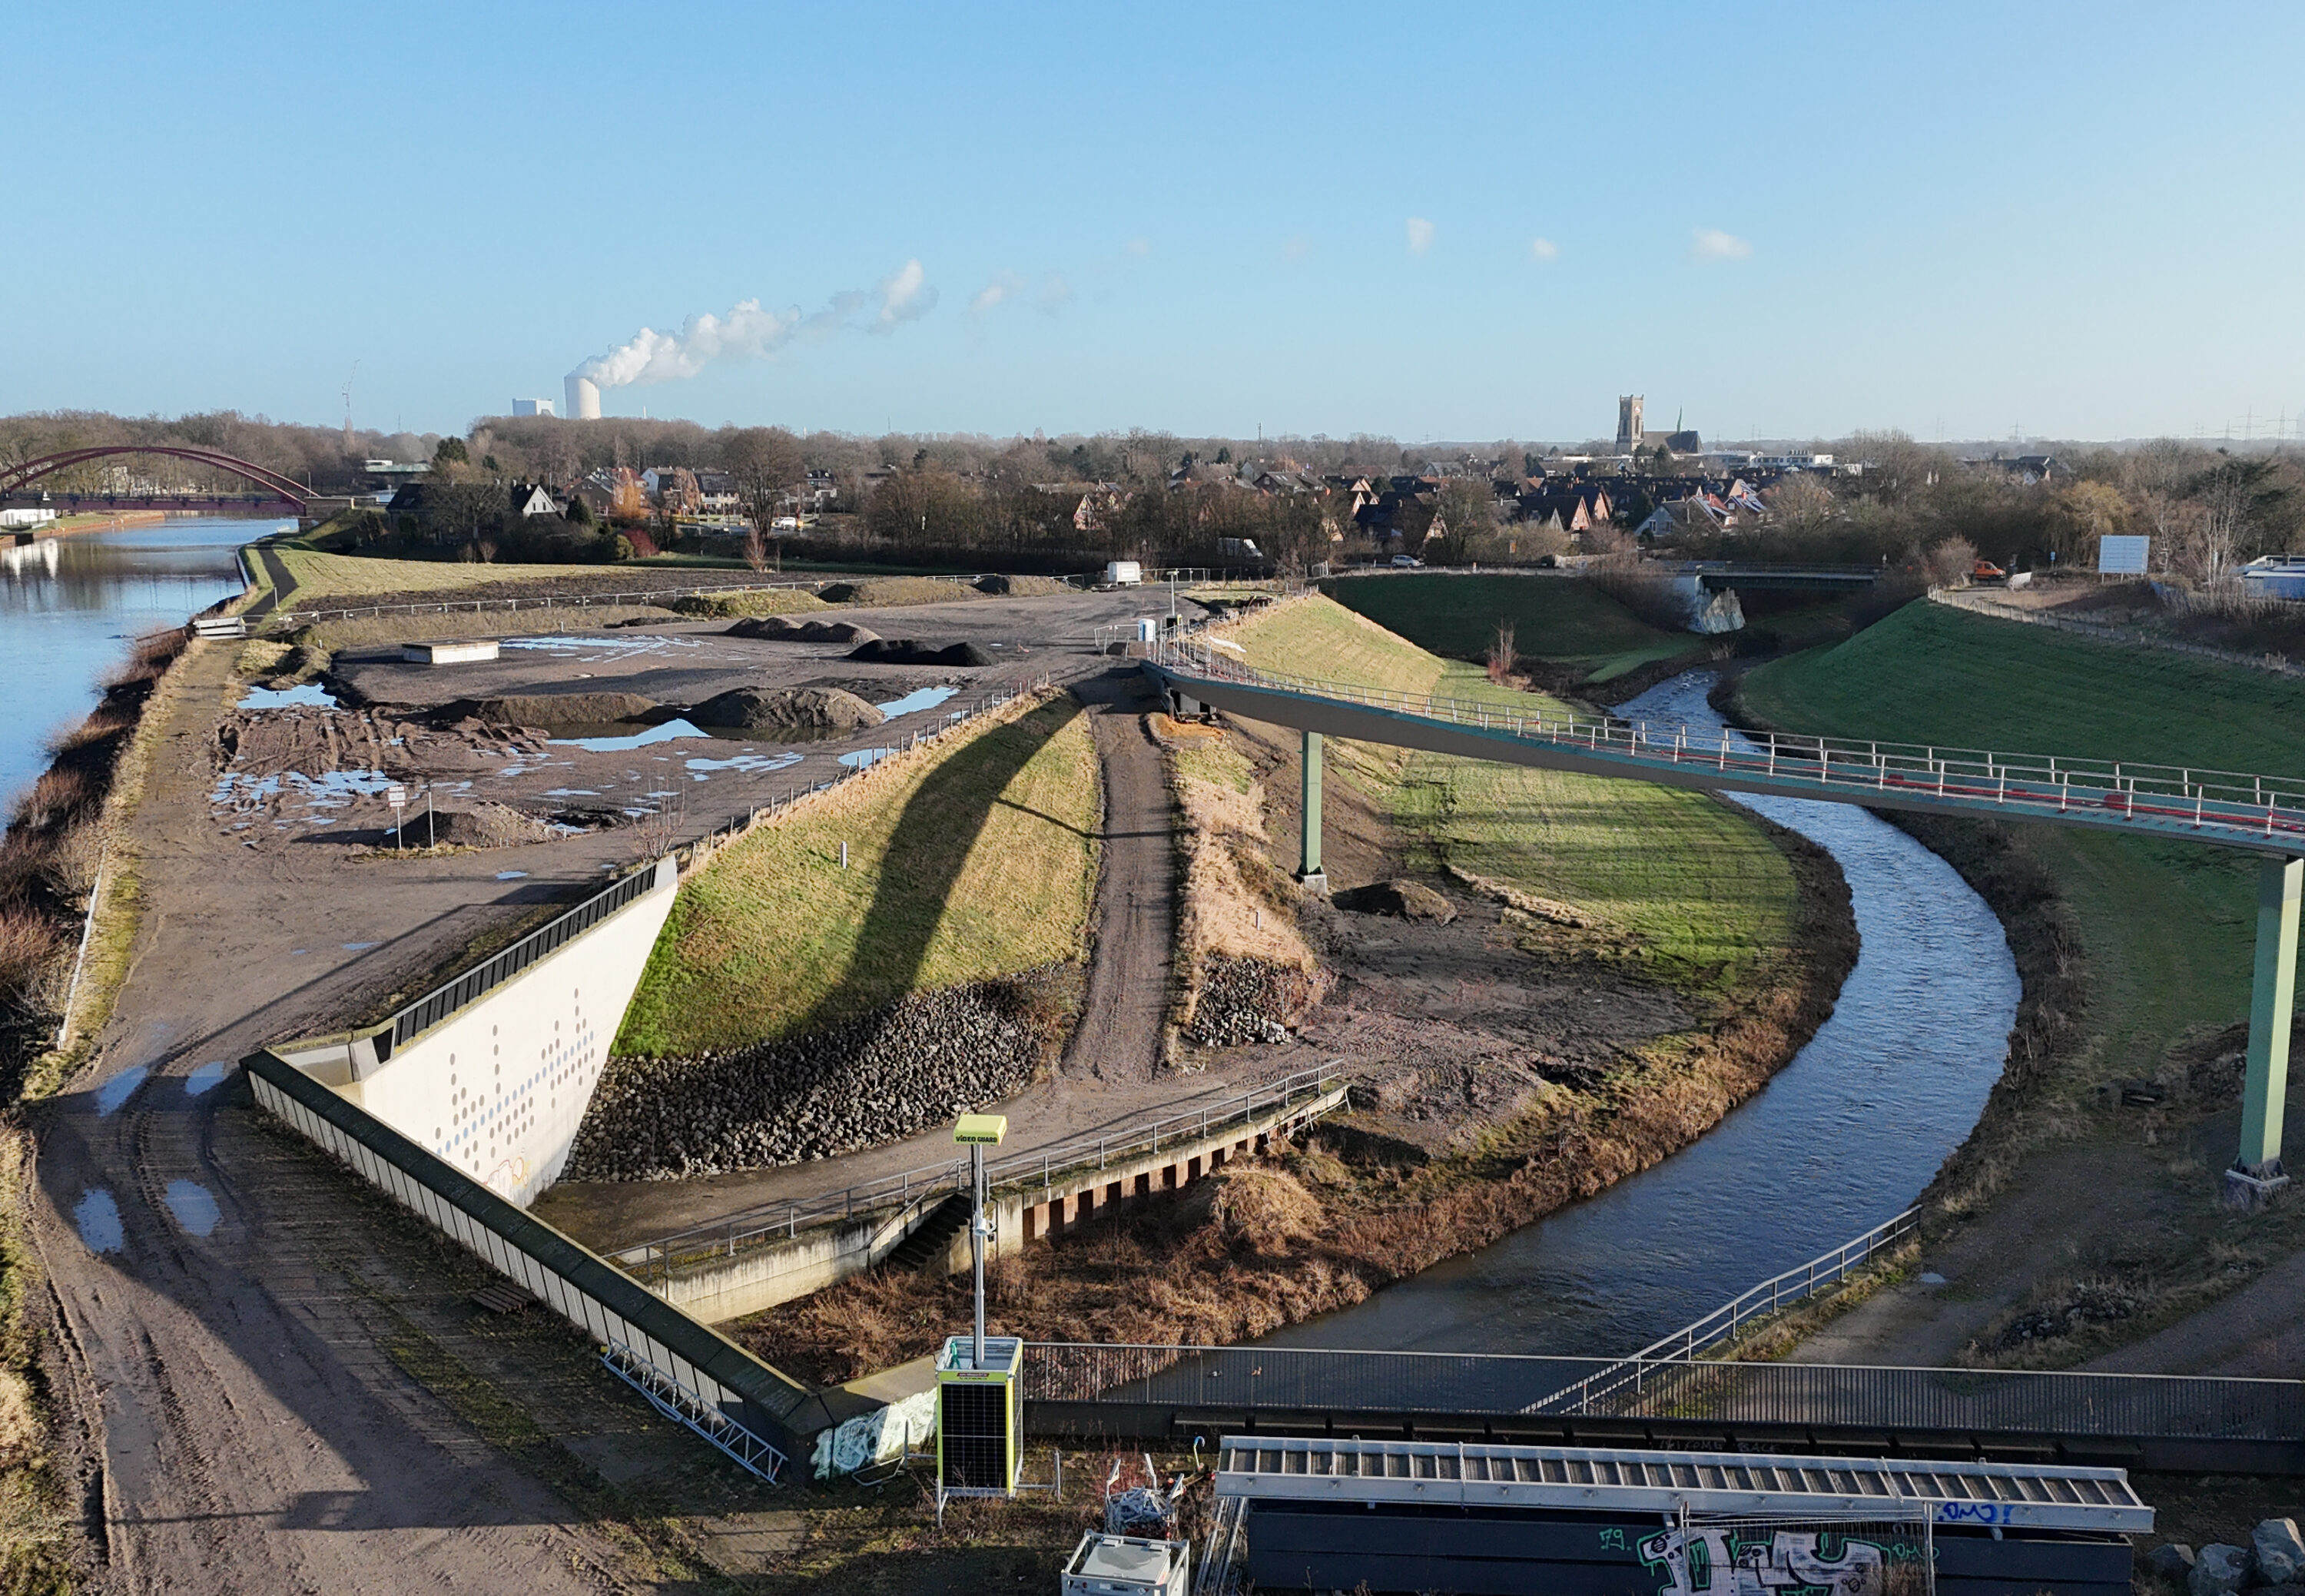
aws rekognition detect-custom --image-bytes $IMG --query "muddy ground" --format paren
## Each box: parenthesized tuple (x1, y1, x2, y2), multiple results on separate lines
(741, 707, 1856, 1382)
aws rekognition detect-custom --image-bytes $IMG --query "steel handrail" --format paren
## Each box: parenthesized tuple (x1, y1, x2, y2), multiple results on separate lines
(1526, 1208, 1921, 1415)
(624, 1063, 1343, 1274)
(1148, 639, 2305, 839)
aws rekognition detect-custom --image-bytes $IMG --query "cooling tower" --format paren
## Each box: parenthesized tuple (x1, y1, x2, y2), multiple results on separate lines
(565, 375, 602, 420)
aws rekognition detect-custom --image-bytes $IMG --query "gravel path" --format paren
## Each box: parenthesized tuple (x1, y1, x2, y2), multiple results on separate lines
(1061, 669, 1176, 1083)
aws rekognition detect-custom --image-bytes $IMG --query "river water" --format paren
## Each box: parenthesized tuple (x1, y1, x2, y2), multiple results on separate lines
(1263, 669, 2021, 1357)
(0, 516, 276, 809)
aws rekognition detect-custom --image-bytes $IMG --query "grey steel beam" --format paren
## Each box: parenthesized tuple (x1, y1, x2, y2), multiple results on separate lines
(2233, 857, 2304, 1207)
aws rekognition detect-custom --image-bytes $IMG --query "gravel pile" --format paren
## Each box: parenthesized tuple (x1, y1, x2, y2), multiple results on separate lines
(726, 616, 881, 645)
(563, 978, 1057, 1180)
(1186, 954, 1313, 1047)
(847, 639, 995, 667)
(689, 685, 884, 732)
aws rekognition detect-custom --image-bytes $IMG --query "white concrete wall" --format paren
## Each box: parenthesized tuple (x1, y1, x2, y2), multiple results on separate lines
(350, 861, 676, 1207)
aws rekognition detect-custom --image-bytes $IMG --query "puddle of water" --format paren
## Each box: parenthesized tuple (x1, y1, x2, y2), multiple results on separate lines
(95, 1066, 147, 1117)
(546, 718, 710, 753)
(542, 788, 601, 797)
(237, 682, 341, 710)
(163, 1180, 221, 1237)
(184, 1060, 230, 1096)
(74, 1190, 123, 1253)
(496, 870, 529, 881)
(876, 685, 963, 718)
(211, 768, 397, 809)
(1261, 669, 2021, 1358)
(837, 747, 897, 769)
(682, 749, 805, 779)
(343, 941, 380, 951)
(876, 684, 961, 718)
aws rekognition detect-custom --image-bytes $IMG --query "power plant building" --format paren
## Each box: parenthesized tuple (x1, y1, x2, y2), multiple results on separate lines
(565, 375, 603, 420)
(512, 398, 557, 418)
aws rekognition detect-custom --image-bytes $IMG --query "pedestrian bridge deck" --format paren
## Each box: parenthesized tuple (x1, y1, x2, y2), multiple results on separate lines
(1146, 645, 2305, 856)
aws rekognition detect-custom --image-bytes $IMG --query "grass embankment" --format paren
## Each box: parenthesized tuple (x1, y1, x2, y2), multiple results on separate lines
(745, 598, 1849, 1378)
(1232, 598, 1802, 1001)
(616, 696, 1101, 1057)
(1740, 598, 2305, 1365)
(1324, 572, 1696, 683)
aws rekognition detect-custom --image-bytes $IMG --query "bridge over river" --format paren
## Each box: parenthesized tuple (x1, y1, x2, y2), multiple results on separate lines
(1148, 639, 2305, 1207)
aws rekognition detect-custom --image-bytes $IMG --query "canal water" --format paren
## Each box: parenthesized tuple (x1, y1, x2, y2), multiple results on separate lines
(1262, 668, 2021, 1357)
(0, 516, 274, 809)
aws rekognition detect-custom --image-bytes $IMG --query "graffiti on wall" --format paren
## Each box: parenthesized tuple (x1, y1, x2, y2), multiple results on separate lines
(1637, 1525, 1920, 1596)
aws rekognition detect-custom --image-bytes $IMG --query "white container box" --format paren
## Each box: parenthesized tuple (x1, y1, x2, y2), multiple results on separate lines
(1103, 561, 1144, 586)
(1061, 1533, 1188, 1596)
(402, 639, 502, 665)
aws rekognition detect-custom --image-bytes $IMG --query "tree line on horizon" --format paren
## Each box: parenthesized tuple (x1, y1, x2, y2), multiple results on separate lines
(2, 408, 2297, 586)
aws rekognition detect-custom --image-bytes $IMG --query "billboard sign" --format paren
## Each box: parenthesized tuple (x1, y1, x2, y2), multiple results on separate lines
(2098, 535, 2151, 575)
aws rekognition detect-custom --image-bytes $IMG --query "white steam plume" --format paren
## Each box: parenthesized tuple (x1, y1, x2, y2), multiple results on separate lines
(569, 260, 937, 390)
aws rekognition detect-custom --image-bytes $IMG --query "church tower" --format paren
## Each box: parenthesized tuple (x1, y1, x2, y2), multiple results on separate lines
(1617, 395, 1644, 453)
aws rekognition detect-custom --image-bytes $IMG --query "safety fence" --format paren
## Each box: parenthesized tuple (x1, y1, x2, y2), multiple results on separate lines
(1020, 1342, 2305, 1444)
(1536, 1208, 1922, 1413)
(243, 1047, 839, 1477)
(622, 1063, 1345, 1279)
(1146, 638, 2305, 848)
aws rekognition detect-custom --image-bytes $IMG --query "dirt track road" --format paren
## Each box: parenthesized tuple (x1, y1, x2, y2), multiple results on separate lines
(33, 589, 1172, 1588)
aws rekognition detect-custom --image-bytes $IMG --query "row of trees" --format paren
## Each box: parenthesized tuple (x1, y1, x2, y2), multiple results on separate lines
(1677, 434, 2302, 586)
(5, 409, 2300, 585)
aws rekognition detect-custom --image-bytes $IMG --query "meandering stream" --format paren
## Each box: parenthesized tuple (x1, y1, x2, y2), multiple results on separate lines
(1262, 668, 2021, 1355)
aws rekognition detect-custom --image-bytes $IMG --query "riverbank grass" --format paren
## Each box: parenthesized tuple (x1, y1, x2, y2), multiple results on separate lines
(1226, 596, 1802, 1003)
(615, 695, 1100, 1057)
(1741, 597, 2305, 1366)
(1322, 572, 1697, 682)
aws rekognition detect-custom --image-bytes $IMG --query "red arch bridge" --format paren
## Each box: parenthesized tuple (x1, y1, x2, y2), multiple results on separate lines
(1146, 639, 2305, 1209)
(0, 446, 310, 510)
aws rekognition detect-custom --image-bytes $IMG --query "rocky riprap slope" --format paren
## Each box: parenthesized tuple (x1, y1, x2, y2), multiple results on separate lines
(1185, 954, 1322, 1047)
(564, 977, 1062, 1180)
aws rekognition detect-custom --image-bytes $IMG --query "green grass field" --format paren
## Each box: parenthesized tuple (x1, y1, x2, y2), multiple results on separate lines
(269, 546, 625, 600)
(1229, 599, 1803, 1001)
(1742, 599, 2305, 1080)
(1321, 572, 1697, 681)
(615, 698, 1100, 1057)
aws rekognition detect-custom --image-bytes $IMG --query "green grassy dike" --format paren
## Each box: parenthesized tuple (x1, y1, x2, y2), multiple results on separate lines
(1744, 600, 2305, 1087)
(615, 695, 1101, 1057)
(1228, 597, 1803, 1004)
(1740, 598, 2305, 1367)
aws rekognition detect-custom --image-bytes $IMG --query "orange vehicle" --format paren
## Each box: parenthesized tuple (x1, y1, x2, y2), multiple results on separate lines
(1972, 559, 2008, 583)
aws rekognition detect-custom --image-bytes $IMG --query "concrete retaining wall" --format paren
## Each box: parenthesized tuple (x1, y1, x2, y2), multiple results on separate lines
(276, 858, 678, 1207)
(654, 1085, 1347, 1324)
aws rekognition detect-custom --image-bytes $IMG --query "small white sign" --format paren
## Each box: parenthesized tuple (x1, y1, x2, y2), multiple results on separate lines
(385, 785, 408, 810)
(2098, 534, 2151, 575)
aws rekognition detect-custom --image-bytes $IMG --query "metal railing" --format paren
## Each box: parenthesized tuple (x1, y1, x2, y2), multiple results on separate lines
(1531, 1208, 1920, 1414)
(620, 1063, 1345, 1279)
(1146, 637, 2305, 848)
(387, 859, 670, 1050)
(1020, 1342, 2305, 1442)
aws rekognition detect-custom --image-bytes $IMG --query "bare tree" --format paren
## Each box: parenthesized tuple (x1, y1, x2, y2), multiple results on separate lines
(722, 426, 806, 551)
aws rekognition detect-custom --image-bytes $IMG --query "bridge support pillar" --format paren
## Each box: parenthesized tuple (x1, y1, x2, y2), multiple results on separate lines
(1296, 730, 1327, 891)
(2228, 855, 2302, 1210)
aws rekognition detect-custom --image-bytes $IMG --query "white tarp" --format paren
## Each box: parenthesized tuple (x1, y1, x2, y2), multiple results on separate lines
(2098, 535, 2151, 575)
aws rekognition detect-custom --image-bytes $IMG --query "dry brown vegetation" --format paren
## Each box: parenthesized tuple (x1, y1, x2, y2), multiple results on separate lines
(739, 825, 1856, 1384)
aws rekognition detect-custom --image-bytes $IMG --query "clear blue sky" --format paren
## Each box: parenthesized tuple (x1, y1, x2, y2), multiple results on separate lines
(9, 2, 2302, 444)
